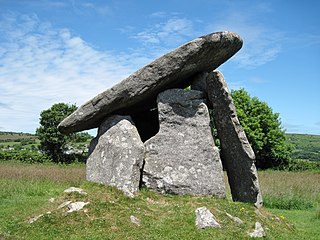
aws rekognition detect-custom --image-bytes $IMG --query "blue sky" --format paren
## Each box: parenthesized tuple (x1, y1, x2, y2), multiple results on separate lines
(0, 0, 319, 135)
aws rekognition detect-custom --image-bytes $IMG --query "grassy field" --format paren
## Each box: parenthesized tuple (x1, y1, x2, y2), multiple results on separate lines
(1, 162, 319, 239)
(0, 132, 35, 141)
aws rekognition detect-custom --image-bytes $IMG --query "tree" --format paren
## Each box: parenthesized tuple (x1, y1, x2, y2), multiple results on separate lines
(230, 89, 292, 169)
(74, 132, 92, 142)
(36, 103, 77, 163)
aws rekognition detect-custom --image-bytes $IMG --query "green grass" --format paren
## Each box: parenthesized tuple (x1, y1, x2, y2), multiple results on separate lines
(0, 162, 319, 239)
(267, 208, 320, 240)
(259, 171, 320, 210)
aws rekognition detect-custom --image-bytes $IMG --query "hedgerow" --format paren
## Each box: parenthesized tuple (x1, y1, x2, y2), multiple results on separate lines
(0, 150, 51, 163)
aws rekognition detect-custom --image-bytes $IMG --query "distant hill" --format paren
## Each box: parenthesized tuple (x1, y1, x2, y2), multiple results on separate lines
(0, 131, 92, 152)
(1, 131, 319, 162)
(286, 133, 320, 161)
(0, 131, 36, 141)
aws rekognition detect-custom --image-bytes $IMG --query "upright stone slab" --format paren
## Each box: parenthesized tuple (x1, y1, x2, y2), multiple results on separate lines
(143, 89, 226, 197)
(86, 115, 144, 197)
(205, 70, 263, 207)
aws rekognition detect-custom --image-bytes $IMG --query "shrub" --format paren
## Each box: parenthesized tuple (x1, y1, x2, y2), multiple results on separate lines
(231, 89, 292, 169)
(286, 159, 320, 171)
(0, 151, 52, 164)
(0, 150, 88, 164)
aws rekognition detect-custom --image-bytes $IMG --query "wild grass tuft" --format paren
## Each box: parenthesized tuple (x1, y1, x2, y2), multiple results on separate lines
(258, 171, 320, 210)
(314, 208, 320, 220)
(263, 194, 314, 210)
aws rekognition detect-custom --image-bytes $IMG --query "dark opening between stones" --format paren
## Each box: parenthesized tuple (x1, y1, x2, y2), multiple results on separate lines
(131, 108, 160, 142)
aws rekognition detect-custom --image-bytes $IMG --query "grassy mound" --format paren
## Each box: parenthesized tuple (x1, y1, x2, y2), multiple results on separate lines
(0, 162, 319, 239)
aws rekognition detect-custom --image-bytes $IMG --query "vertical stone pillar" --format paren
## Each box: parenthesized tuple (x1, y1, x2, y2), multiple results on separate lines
(86, 115, 144, 197)
(143, 89, 226, 197)
(204, 70, 263, 207)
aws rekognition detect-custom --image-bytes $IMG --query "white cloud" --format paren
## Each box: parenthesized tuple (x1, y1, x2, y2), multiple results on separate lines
(150, 11, 168, 18)
(208, 11, 283, 68)
(132, 10, 283, 69)
(0, 13, 136, 133)
(134, 17, 197, 47)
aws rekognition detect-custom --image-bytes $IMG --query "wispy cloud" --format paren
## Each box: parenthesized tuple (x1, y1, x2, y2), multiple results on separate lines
(70, 1, 111, 16)
(4, 0, 68, 9)
(128, 15, 201, 61)
(283, 122, 320, 135)
(0, 13, 135, 132)
(131, 9, 283, 69)
(150, 11, 181, 19)
(282, 123, 303, 133)
(133, 17, 197, 48)
(0, 102, 11, 109)
(3, 0, 111, 16)
(208, 10, 283, 68)
(248, 76, 268, 84)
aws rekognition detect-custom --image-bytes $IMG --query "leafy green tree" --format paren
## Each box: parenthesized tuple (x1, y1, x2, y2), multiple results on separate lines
(74, 132, 92, 143)
(231, 89, 292, 169)
(36, 103, 77, 163)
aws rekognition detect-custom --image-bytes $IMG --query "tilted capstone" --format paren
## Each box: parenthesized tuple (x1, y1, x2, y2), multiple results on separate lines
(58, 31, 243, 134)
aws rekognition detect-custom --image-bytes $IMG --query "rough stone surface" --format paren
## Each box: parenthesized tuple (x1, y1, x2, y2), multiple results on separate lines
(28, 212, 51, 224)
(191, 72, 209, 94)
(57, 201, 72, 210)
(67, 202, 90, 213)
(58, 31, 243, 134)
(225, 212, 244, 224)
(205, 70, 263, 208)
(143, 89, 225, 196)
(249, 222, 266, 238)
(86, 115, 144, 197)
(28, 214, 44, 224)
(130, 215, 141, 226)
(195, 207, 221, 229)
(63, 187, 87, 195)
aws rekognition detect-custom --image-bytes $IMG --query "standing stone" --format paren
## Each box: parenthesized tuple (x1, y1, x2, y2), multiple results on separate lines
(86, 115, 144, 197)
(143, 89, 225, 197)
(205, 70, 263, 208)
(58, 31, 243, 134)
